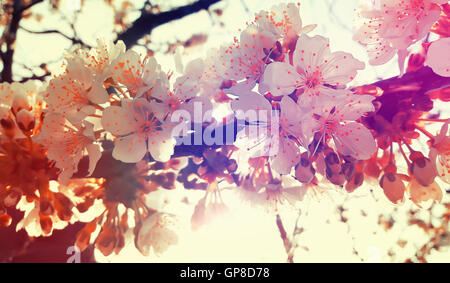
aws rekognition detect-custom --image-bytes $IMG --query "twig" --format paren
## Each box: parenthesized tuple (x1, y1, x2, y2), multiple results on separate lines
(116, 0, 223, 48)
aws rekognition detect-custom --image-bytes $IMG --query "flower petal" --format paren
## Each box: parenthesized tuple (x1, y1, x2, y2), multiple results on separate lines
(270, 136, 301, 174)
(426, 37, 450, 77)
(102, 104, 135, 136)
(321, 51, 365, 85)
(263, 62, 300, 96)
(333, 122, 376, 160)
(112, 133, 147, 163)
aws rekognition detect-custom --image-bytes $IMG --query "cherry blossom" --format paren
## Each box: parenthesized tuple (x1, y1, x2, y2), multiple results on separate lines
(425, 37, 450, 77)
(136, 212, 179, 256)
(301, 93, 377, 160)
(101, 98, 176, 163)
(235, 175, 308, 213)
(408, 177, 443, 208)
(232, 92, 304, 174)
(213, 25, 276, 94)
(108, 50, 164, 98)
(354, 0, 447, 67)
(45, 60, 108, 123)
(263, 34, 365, 106)
(152, 57, 212, 121)
(429, 119, 450, 183)
(254, 2, 316, 46)
(0, 80, 44, 140)
(380, 172, 406, 204)
(74, 39, 126, 83)
(36, 113, 101, 184)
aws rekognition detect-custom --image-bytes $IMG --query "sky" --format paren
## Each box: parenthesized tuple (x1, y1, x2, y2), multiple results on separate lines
(6, 0, 450, 262)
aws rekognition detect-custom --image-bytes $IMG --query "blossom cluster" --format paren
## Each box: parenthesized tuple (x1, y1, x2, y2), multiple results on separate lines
(0, 1, 449, 258)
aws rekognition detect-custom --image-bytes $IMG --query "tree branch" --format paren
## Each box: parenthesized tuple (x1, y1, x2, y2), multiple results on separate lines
(0, 0, 43, 83)
(20, 27, 92, 48)
(115, 0, 222, 48)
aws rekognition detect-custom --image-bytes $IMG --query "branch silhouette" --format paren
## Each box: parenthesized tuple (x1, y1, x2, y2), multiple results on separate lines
(116, 0, 222, 48)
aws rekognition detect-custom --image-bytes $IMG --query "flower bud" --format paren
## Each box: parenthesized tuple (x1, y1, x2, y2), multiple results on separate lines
(16, 109, 35, 134)
(325, 152, 341, 173)
(408, 178, 442, 208)
(39, 199, 54, 216)
(39, 213, 53, 235)
(379, 173, 405, 204)
(326, 167, 345, 186)
(136, 213, 178, 256)
(342, 162, 356, 181)
(345, 172, 364, 193)
(295, 157, 315, 184)
(11, 93, 30, 115)
(3, 188, 22, 208)
(0, 117, 15, 139)
(0, 214, 12, 227)
(96, 226, 117, 256)
(411, 156, 436, 186)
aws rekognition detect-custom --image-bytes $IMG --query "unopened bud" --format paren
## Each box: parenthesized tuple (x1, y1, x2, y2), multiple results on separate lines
(3, 188, 22, 208)
(0, 214, 12, 227)
(11, 93, 30, 115)
(16, 109, 35, 134)
(411, 157, 436, 186)
(295, 157, 315, 184)
(0, 118, 15, 139)
(327, 168, 345, 186)
(39, 199, 54, 216)
(227, 159, 238, 173)
(379, 173, 405, 204)
(325, 152, 341, 173)
(342, 162, 356, 181)
(345, 172, 364, 193)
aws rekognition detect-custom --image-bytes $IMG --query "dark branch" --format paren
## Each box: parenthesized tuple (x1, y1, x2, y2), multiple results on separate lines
(0, 0, 43, 83)
(116, 0, 222, 48)
(20, 27, 92, 48)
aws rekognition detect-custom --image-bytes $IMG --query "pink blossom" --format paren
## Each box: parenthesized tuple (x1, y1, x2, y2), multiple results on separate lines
(101, 98, 176, 163)
(36, 113, 101, 184)
(426, 37, 450, 77)
(264, 34, 365, 106)
(354, 0, 446, 66)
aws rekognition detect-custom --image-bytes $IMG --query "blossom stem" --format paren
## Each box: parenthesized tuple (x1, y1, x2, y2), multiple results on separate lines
(93, 104, 105, 111)
(415, 118, 449, 123)
(398, 142, 411, 167)
(389, 143, 394, 163)
(415, 126, 434, 140)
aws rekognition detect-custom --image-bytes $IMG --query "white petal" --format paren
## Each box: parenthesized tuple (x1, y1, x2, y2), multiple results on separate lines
(280, 96, 304, 140)
(86, 143, 102, 176)
(231, 91, 272, 120)
(147, 124, 176, 162)
(87, 81, 109, 104)
(293, 34, 330, 71)
(112, 133, 147, 163)
(426, 37, 450, 77)
(270, 136, 301, 174)
(263, 62, 300, 96)
(333, 122, 376, 160)
(101, 105, 135, 136)
(321, 51, 365, 85)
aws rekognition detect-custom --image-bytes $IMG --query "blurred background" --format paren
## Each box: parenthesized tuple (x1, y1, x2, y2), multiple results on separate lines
(1, 0, 449, 262)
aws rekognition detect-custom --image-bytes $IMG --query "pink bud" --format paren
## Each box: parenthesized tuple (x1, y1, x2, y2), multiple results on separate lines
(11, 93, 30, 115)
(380, 173, 405, 204)
(295, 157, 315, 184)
(16, 109, 35, 133)
(411, 157, 437, 186)
(408, 178, 442, 208)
